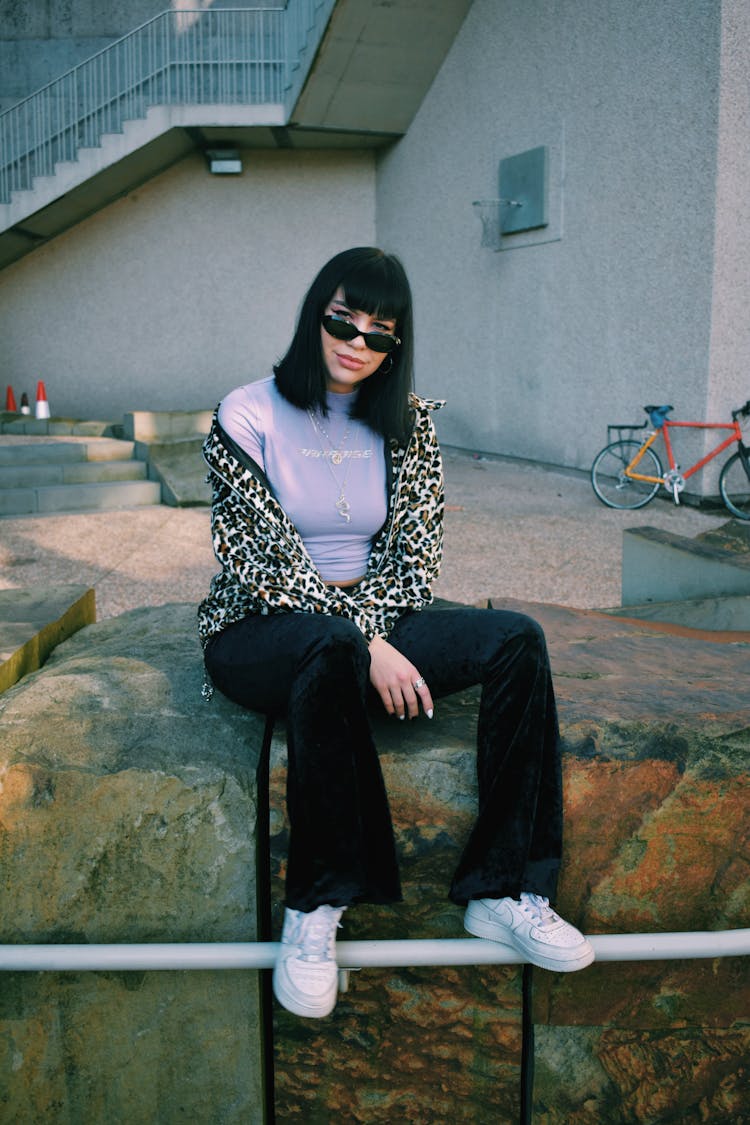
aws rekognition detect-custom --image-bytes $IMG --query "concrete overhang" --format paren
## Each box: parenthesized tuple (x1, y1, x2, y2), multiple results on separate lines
(291, 0, 473, 133)
(0, 0, 472, 269)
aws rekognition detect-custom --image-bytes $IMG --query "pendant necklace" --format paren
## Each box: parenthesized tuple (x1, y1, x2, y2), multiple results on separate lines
(307, 409, 354, 522)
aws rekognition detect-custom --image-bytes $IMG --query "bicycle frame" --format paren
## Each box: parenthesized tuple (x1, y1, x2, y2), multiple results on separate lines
(625, 418, 742, 485)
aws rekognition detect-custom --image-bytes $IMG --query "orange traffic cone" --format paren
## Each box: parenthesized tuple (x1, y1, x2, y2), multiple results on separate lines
(5, 385, 17, 412)
(20, 392, 31, 415)
(35, 380, 50, 420)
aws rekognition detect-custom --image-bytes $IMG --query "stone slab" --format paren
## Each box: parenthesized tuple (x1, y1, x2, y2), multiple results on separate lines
(0, 584, 96, 694)
(123, 410, 213, 444)
(0, 441, 87, 466)
(34, 479, 161, 514)
(0, 437, 134, 465)
(0, 460, 147, 488)
(604, 593, 750, 633)
(145, 438, 211, 507)
(0, 414, 114, 437)
(622, 522, 750, 605)
(0, 487, 37, 516)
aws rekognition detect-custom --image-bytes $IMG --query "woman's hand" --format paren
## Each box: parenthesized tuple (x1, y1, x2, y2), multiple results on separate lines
(368, 634, 434, 720)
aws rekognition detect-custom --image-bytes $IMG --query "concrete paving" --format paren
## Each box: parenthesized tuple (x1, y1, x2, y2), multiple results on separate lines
(0, 445, 729, 622)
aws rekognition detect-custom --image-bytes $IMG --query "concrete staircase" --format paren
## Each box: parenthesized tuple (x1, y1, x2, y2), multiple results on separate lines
(0, 429, 161, 516)
(0, 3, 336, 270)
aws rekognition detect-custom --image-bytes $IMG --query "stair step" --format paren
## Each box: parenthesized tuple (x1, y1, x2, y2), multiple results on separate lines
(0, 438, 135, 466)
(0, 459, 148, 488)
(0, 479, 162, 516)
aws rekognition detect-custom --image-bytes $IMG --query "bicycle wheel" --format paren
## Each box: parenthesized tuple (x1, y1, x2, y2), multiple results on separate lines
(719, 450, 750, 519)
(591, 439, 662, 509)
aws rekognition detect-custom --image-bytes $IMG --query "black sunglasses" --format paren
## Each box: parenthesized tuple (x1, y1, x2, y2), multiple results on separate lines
(322, 315, 401, 354)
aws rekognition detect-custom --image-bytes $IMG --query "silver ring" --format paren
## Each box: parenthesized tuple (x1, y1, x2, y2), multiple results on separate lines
(413, 677, 426, 690)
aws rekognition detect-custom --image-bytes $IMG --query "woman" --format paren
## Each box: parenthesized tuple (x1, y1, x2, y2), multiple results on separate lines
(199, 247, 594, 1019)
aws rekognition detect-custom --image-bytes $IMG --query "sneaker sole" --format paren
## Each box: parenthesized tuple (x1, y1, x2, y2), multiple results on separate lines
(464, 911, 596, 973)
(272, 964, 338, 1018)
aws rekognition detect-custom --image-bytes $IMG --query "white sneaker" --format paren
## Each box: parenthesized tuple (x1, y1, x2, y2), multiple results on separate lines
(464, 892, 595, 972)
(273, 904, 346, 1017)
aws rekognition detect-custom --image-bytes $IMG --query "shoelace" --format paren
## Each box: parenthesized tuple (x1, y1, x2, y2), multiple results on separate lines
(518, 893, 560, 927)
(296, 907, 344, 962)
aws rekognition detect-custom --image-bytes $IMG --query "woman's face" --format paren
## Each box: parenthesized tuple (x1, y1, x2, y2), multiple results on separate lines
(320, 287, 398, 394)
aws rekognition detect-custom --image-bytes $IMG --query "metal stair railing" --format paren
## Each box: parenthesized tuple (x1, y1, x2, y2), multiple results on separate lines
(0, 2, 333, 206)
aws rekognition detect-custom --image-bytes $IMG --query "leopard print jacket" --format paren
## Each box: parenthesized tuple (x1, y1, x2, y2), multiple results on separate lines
(197, 392, 445, 658)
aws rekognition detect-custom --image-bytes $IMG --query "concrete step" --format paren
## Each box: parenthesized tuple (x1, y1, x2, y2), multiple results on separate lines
(0, 414, 119, 437)
(0, 433, 162, 514)
(0, 438, 135, 466)
(0, 459, 148, 488)
(0, 478, 162, 516)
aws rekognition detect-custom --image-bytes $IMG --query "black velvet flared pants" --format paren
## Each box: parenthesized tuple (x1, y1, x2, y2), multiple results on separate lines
(204, 606, 562, 913)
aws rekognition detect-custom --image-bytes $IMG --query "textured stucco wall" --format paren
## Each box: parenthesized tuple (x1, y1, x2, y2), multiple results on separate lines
(0, 2, 165, 111)
(376, 0, 727, 471)
(0, 0, 287, 111)
(707, 0, 750, 419)
(2, 0, 746, 476)
(0, 149, 376, 420)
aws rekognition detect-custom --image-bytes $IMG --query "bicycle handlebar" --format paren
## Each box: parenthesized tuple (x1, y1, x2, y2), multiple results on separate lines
(732, 400, 750, 421)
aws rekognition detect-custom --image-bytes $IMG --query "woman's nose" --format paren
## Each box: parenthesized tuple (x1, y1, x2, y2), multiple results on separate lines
(348, 321, 369, 347)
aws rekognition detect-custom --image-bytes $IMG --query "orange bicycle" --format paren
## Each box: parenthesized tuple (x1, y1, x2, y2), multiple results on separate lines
(591, 400, 750, 519)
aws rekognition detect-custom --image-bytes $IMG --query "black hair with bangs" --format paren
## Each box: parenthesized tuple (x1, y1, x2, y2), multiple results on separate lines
(273, 247, 414, 444)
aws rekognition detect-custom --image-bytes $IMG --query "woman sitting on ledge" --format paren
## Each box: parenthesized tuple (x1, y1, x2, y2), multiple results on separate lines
(198, 246, 594, 1019)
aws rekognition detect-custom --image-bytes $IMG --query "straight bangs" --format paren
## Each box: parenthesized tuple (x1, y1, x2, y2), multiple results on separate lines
(339, 256, 411, 327)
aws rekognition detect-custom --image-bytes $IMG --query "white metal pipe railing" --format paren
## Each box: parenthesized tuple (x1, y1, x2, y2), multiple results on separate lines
(0, 2, 334, 205)
(1, 930, 749, 972)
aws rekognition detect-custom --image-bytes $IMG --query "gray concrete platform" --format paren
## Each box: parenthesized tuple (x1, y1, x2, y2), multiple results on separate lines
(622, 522, 750, 605)
(0, 443, 732, 622)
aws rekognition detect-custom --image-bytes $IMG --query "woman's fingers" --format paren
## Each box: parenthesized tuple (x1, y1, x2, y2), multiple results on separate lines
(368, 636, 434, 720)
(413, 677, 434, 719)
(388, 671, 433, 721)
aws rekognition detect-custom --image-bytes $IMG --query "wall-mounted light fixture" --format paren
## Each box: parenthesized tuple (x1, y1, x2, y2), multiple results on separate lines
(473, 145, 549, 250)
(206, 147, 243, 175)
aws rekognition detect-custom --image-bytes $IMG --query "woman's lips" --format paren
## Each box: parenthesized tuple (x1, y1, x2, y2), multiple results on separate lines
(335, 353, 364, 370)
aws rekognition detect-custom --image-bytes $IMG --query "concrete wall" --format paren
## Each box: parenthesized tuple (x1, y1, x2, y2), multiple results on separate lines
(376, 0, 728, 472)
(704, 0, 750, 486)
(0, 149, 376, 420)
(3, 0, 747, 477)
(0, 0, 286, 111)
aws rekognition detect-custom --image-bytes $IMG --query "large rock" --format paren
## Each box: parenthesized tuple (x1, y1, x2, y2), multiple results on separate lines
(1, 599, 748, 1123)
(269, 599, 750, 1123)
(0, 605, 266, 1124)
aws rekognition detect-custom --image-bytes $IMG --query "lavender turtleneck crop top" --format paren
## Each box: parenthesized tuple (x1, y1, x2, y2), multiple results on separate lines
(218, 376, 387, 583)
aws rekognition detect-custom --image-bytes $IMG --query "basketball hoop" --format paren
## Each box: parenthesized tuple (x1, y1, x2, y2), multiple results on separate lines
(472, 199, 502, 250)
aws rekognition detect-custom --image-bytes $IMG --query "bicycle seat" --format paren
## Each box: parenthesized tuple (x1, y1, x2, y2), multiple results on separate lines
(644, 404, 673, 427)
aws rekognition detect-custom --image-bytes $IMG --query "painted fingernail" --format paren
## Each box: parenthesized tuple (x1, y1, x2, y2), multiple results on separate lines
(398, 714, 405, 721)
(426, 709, 434, 719)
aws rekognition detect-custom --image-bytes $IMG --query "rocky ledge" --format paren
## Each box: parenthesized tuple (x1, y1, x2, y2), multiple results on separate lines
(0, 600, 747, 1123)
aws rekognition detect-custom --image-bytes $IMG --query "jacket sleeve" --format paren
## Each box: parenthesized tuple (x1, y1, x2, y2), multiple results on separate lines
(347, 411, 444, 638)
